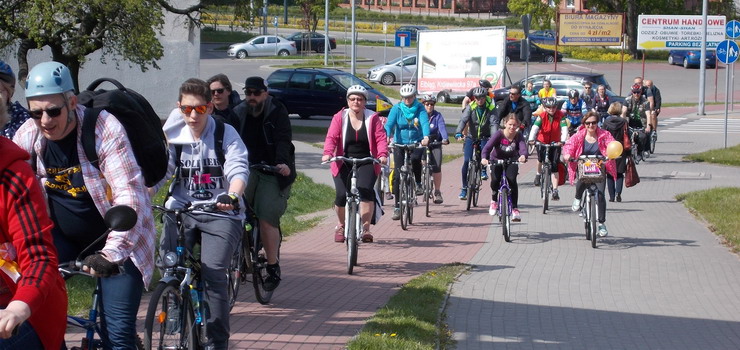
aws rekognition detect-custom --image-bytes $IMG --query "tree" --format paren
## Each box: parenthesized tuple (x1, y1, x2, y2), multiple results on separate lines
(0, 0, 204, 91)
(294, 0, 340, 50)
(507, 0, 559, 30)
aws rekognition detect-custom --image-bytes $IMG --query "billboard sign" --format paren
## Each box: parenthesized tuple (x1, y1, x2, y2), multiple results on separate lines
(637, 15, 726, 50)
(558, 13, 623, 46)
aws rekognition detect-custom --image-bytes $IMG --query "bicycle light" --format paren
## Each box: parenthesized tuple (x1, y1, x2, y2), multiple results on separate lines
(163, 252, 178, 267)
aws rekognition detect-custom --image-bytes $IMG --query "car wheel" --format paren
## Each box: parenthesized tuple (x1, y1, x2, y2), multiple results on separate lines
(683, 58, 689, 68)
(299, 114, 311, 119)
(668, 55, 674, 65)
(545, 55, 555, 63)
(380, 73, 396, 85)
(236, 50, 247, 59)
(278, 50, 290, 57)
(505, 56, 511, 63)
(437, 91, 449, 104)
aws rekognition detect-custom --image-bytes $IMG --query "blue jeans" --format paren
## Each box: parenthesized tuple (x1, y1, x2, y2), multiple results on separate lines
(98, 259, 144, 350)
(0, 321, 45, 349)
(461, 137, 488, 188)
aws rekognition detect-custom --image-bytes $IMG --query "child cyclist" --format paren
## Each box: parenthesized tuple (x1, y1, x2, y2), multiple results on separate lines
(420, 94, 449, 204)
(481, 114, 528, 221)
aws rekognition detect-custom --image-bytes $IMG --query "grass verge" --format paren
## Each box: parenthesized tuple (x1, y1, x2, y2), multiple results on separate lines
(347, 263, 469, 350)
(683, 144, 740, 167)
(676, 187, 740, 253)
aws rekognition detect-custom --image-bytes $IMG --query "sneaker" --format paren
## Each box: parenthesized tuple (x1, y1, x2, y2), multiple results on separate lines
(616, 194, 622, 202)
(481, 169, 488, 180)
(416, 183, 424, 196)
(392, 207, 401, 220)
(552, 189, 560, 201)
(263, 263, 281, 291)
(334, 225, 345, 243)
(433, 190, 444, 204)
(609, 197, 615, 202)
(512, 209, 521, 222)
(385, 192, 394, 201)
(533, 174, 541, 187)
(458, 189, 467, 200)
(598, 223, 609, 237)
(488, 200, 498, 216)
(571, 199, 581, 212)
(361, 232, 374, 243)
(643, 151, 650, 160)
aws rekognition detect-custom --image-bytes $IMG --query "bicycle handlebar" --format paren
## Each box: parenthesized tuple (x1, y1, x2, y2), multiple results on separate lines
(388, 142, 423, 151)
(567, 154, 608, 162)
(250, 163, 281, 174)
(322, 156, 379, 166)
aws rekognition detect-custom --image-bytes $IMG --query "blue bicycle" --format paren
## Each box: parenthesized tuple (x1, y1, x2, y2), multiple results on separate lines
(491, 159, 520, 243)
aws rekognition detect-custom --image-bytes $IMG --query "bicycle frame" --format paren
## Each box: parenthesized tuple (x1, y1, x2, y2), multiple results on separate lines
(492, 159, 519, 242)
(533, 142, 560, 214)
(466, 139, 483, 211)
(392, 143, 420, 230)
(572, 154, 607, 248)
(422, 141, 443, 217)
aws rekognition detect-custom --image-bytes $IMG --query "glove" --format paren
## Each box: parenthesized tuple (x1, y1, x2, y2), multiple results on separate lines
(82, 253, 120, 277)
(455, 133, 462, 140)
(216, 192, 239, 207)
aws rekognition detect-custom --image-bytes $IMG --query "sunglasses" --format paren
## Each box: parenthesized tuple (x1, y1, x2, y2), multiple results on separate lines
(584, 121, 598, 126)
(211, 88, 225, 95)
(245, 89, 264, 96)
(180, 104, 209, 114)
(424, 103, 435, 106)
(29, 106, 66, 120)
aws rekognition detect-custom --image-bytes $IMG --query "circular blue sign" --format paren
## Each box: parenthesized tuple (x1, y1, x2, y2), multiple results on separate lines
(726, 20, 740, 39)
(717, 39, 739, 64)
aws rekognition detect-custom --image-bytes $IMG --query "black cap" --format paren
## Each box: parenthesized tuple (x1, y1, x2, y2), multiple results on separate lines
(244, 76, 267, 91)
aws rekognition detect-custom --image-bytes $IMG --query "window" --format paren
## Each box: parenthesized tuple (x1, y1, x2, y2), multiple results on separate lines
(267, 71, 291, 88)
(313, 74, 336, 91)
(252, 37, 265, 45)
(288, 72, 313, 89)
(267, 36, 278, 44)
(403, 56, 417, 65)
(566, 0, 574, 8)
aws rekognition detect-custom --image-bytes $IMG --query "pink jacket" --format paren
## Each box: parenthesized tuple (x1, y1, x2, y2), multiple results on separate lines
(562, 127, 617, 185)
(323, 108, 388, 177)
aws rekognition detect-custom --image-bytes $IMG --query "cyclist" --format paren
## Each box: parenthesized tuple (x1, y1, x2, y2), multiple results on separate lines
(528, 97, 567, 200)
(581, 81, 596, 111)
(0, 60, 31, 139)
(561, 89, 588, 136)
(522, 80, 540, 118)
(455, 86, 496, 200)
(644, 79, 661, 131)
(621, 83, 652, 160)
(161, 78, 249, 349)
(0, 100, 66, 349)
(602, 102, 630, 202)
(230, 76, 296, 292)
(562, 112, 617, 237)
(496, 85, 532, 137)
(592, 84, 611, 126)
(385, 84, 430, 220)
(480, 113, 528, 221)
(13, 61, 155, 350)
(322, 85, 388, 243)
(461, 79, 493, 110)
(206, 73, 241, 124)
(421, 94, 449, 204)
(537, 79, 556, 100)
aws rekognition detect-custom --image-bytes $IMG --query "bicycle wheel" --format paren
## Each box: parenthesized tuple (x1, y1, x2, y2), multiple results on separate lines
(583, 196, 591, 241)
(226, 240, 244, 311)
(399, 175, 408, 230)
(144, 280, 196, 350)
(251, 227, 274, 304)
(650, 131, 657, 154)
(472, 170, 480, 207)
(541, 168, 551, 214)
(375, 175, 384, 206)
(590, 193, 598, 248)
(466, 162, 476, 211)
(423, 166, 431, 217)
(501, 189, 511, 242)
(346, 201, 358, 274)
(407, 180, 415, 225)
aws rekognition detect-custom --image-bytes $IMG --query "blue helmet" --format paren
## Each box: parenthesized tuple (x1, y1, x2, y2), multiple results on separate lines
(0, 60, 14, 86)
(25, 61, 75, 98)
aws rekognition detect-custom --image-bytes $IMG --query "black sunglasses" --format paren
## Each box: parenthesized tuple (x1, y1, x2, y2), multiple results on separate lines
(29, 106, 66, 120)
(244, 89, 264, 96)
(584, 121, 598, 126)
(211, 88, 225, 95)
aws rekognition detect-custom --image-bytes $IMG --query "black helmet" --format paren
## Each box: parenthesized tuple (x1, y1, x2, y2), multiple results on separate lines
(568, 89, 579, 99)
(472, 87, 487, 98)
(478, 79, 492, 89)
(542, 97, 557, 108)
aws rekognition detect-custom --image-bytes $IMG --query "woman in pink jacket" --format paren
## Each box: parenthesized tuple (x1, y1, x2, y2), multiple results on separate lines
(562, 112, 616, 237)
(322, 85, 388, 243)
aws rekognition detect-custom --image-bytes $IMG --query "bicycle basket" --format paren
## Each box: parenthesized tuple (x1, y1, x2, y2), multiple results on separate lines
(577, 159, 605, 183)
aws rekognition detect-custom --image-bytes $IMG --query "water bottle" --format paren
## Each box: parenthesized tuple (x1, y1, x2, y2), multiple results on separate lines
(190, 285, 202, 324)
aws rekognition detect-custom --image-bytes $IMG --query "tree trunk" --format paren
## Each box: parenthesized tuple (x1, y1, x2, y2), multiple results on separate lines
(626, 0, 638, 58)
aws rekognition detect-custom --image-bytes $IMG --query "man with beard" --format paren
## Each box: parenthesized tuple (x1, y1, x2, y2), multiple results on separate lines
(230, 77, 295, 292)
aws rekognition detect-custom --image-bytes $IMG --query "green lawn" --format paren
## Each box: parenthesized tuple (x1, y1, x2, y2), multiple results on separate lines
(683, 143, 740, 167)
(677, 187, 740, 253)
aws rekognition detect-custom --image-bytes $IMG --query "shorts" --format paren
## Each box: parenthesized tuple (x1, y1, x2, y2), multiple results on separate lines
(537, 144, 561, 173)
(245, 170, 291, 227)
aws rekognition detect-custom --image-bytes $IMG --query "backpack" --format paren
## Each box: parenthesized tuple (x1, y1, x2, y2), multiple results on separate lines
(77, 78, 168, 187)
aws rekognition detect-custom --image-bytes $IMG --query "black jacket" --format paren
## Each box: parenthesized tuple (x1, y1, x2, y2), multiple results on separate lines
(497, 97, 532, 130)
(231, 96, 296, 189)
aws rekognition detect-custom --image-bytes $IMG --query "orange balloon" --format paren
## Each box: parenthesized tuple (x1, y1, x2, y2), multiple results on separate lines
(606, 141, 623, 159)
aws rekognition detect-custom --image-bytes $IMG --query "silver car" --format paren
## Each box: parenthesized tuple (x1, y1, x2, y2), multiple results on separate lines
(227, 35, 297, 58)
(366, 54, 417, 85)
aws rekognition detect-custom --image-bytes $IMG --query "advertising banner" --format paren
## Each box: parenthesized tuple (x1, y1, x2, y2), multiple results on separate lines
(558, 13, 623, 46)
(637, 15, 726, 50)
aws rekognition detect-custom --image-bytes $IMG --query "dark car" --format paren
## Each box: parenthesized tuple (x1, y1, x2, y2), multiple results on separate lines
(505, 40, 563, 63)
(267, 68, 392, 119)
(285, 32, 337, 53)
(396, 25, 429, 41)
(668, 50, 716, 69)
(528, 30, 556, 45)
(493, 73, 619, 108)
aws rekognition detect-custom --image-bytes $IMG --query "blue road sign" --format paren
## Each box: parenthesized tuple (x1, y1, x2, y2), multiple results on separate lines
(726, 20, 740, 39)
(716, 39, 739, 64)
(395, 31, 411, 47)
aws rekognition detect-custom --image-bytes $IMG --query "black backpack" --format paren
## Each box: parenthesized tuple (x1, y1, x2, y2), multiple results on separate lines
(77, 78, 168, 187)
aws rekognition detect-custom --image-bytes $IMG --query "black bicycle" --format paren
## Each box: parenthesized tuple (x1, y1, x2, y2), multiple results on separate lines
(491, 159, 520, 242)
(392, 143, 420, 230)
(466, 139, 484, 211)
(572, 154, 608, 248)
(421, 141, 443, 217)
(531, 141, 561, 214)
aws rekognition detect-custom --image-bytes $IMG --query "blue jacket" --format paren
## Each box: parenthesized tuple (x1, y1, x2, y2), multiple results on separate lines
(385, 100, 430, 144)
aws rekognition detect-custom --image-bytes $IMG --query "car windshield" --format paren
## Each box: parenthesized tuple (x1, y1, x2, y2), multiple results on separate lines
(333, 73, 371, 89)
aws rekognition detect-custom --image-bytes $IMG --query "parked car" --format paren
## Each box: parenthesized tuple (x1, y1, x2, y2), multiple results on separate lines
(494, 79, 624, 109)
(267, 68, 392, 119)
(497, 71, 612, 96)
(227, 35, 297, 58)
(505, 40, 563, 63)
(285, 32, 337, 53)
(528, 30, 556, 45)
(668, 50, 717, 69)
(366, 54, 418, 85)
(396, 25, 429, 41)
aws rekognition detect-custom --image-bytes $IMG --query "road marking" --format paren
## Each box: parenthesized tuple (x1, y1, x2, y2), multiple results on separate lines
(662, 118, 740, 133)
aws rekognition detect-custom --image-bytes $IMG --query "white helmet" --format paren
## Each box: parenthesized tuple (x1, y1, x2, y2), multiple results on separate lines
(346, 84, 368, 99)
(399, 84, 416, 98)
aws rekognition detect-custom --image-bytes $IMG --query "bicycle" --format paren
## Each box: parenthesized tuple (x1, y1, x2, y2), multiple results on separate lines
(323, 156, 379, 274)
(374, 163, 390, 206)
(531, 141, 561, 214)
(491, 159, 521, 243)
(466, 139, 484, 211)
(649, 129, 657, 154)
(226, 163, 284, 307)
(59, 205, 144, 350)
(421, 140, 443, 217)
(571, 154, 608, 248)
(392, 143, 420, 230)
(628, 127, 648, 164)
(145, 201, 229, 350)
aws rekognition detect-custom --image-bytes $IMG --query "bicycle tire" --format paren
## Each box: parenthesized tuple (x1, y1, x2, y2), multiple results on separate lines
(502, 189, 511, 242)
(226, 238, 245, 311)
(590, 193, 598, 248)
(423, 166, 431, 217)
(583, 195, 591, 241)
(650, 131, 657, 154)
(346, 202, 358, 274)
(472, 173, 480, 207)
(542, 168, 550, 214)
(400, 174, 408, 230)
(144, 280, 196, 350)
(251, 227, 274, 304)
(375, 175, 384, 206)
(407, 180, 415, 225)
(466, 162, 476, 211)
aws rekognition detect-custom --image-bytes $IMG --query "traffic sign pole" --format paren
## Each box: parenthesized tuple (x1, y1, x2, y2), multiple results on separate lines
(717, 38, 739, 148)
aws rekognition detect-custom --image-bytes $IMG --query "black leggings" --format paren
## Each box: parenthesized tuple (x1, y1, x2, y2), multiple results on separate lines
(392, 147, 423, 206)
(575, 179, 607, 223)
(490, 163, 519, 208)
(333, 163, 377, 206)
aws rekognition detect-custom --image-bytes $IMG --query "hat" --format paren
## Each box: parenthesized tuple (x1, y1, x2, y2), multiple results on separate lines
(631, 83, 642, 93)
(244, 76, 267, 91)
(0, 60, 14, 86)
